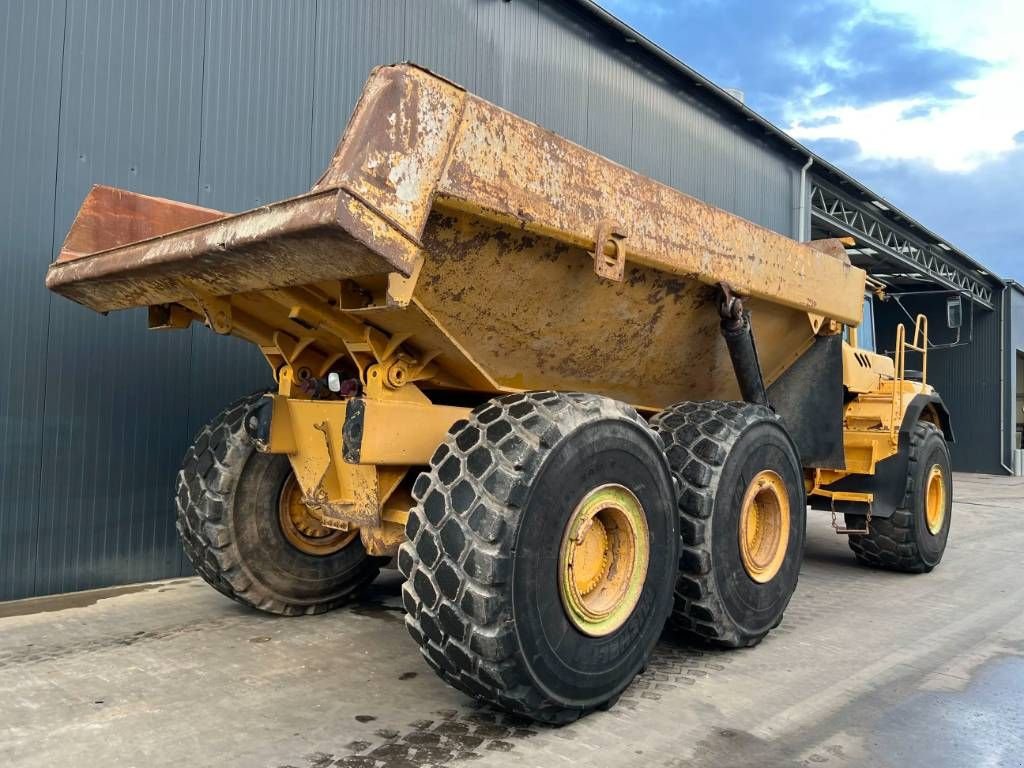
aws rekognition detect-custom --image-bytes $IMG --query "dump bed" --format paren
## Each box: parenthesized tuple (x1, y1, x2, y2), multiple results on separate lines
(47, 63, 865, 408)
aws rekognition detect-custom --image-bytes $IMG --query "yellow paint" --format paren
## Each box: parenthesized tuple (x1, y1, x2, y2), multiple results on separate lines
(356, 399, 470, 465)
(925, 465, 946, 535)
(738, 470, 790, 584)
(808, 314, 934, 507)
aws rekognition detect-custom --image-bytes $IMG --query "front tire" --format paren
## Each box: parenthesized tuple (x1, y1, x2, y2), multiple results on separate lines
(399, 392, 678, 723)
(845, 421, 952, 573)
(652, 400, 806, 648)
(176, 393, 384, 615)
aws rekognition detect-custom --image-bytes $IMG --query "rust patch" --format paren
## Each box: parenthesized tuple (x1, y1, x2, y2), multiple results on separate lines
(59, 185, 225, 263)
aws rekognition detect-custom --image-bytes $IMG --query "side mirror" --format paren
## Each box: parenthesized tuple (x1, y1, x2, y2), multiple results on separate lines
(946, 295, 963, 329)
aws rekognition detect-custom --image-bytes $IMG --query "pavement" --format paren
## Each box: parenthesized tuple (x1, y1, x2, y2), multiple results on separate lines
(1, 473, 1022, 768)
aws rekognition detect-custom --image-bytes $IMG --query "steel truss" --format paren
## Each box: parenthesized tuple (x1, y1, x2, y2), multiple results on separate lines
(810, 180, 993, 309)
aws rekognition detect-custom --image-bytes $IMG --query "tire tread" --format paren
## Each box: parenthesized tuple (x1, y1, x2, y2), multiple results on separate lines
(651, 400, 793, 648)
(399, 391, 657, 723)
(176, 392, 380, 616)
(846, 421, 947, 573)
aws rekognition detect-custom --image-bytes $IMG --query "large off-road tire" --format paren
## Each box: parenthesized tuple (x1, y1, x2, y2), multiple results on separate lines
(652, 400, 806, 648)
(845, 421, 952, 573)
(399, 391, 678, 724)
(176, 393, 384, 615)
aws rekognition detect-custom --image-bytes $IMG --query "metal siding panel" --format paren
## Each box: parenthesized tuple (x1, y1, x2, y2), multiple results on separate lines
(0, 0, 66, 601)
(34, 0, 207, 597)
(199, 0, 317, 210)
(188, 0, 313, 438)
(734, 134, 786, 232)
(876, 297, 1002, 473)
(652, 87, 738, 223)
(585, 45, 636, 167)
(530, 1, 591, 145)
(311, 0, 408, 180)
(630, 67, 670, 184)
(704, 113, 738, 214)
(666, 93, 712, 204)
(404, 0, 478, 90)
(475, 0, 540, 122)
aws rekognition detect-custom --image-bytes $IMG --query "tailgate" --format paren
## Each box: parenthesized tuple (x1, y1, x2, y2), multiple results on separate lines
(45, 184, 421, 313)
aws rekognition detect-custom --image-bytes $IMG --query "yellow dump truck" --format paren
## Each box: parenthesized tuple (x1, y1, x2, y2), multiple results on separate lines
(46, 64, 954, 723)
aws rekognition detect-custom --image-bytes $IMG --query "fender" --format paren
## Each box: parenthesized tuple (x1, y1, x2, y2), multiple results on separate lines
(816, 393, 954, 518)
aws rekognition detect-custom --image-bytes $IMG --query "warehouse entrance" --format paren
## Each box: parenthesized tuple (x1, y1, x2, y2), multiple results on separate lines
(1016, 352, 1024, 452)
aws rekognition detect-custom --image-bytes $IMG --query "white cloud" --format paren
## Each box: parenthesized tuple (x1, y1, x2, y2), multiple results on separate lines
(785, 0, 1024, 172)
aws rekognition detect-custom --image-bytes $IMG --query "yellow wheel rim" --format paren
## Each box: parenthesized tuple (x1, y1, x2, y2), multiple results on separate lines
(278, 474, 356, 556)
(925, 465, 946, 535)
(738, 470, 790, 584)
(559, 484, 649, 637)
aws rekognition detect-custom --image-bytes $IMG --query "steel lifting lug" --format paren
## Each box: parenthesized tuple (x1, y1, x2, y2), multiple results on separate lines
(592, 218, 627, 282)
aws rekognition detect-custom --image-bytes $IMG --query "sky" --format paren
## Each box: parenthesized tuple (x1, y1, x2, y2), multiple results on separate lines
(601, 0, 1024, 282)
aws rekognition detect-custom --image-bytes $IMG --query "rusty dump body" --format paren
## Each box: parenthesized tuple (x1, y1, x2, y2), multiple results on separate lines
(45, 63, 958, 723)
(49, 63, 865, 406)
(47, 63, 873, 558)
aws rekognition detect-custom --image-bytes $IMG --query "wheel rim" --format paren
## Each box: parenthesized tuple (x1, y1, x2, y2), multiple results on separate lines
(558, 484, 650, 637)
(925, 465, 946, 535)
(738, 470, 790, 584)
(277, 474, 356, 556)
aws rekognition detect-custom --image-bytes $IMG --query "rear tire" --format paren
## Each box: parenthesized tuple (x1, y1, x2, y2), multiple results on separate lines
(399, 392, 678, 724)
(845, 421, 951, 573)
(652, 400, 806, 648)
(176, 393, 384, 615)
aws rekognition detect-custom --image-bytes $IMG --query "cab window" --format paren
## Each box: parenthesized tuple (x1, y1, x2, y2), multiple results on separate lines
(859, 296, 876, 352)
(843, 295, 877, 352)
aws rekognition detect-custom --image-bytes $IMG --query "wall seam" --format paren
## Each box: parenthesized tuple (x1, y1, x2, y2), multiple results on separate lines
(31, 0, 71, 598)
(307, 0, 319, 187)
(180, 0, 211, 574)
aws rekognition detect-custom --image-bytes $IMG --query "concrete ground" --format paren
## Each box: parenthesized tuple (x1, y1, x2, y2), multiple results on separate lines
(1, 473, 1022, 768)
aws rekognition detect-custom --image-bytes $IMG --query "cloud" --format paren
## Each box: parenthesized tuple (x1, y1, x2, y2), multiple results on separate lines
(602, 0, 987, 117)
(602, 0, 1022, 172)
(824, 146, 1024, 281)
(598, 0, 1024, 278)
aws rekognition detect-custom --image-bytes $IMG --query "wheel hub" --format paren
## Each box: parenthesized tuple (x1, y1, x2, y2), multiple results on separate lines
(925, 464, 946, 535)
(278, 474, 356, 556)
(559, 484, 649, 637)
(738, 470, 790, 584)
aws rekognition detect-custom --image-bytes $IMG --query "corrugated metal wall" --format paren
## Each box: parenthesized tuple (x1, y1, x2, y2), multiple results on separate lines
(875, 296, 1004, 474)
(0, 0, 799, 601)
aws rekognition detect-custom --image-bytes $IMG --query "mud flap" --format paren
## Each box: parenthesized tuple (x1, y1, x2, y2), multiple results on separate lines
(767, 334, 845, 469)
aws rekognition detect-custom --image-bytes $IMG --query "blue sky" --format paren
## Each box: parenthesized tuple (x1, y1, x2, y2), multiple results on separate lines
(601, 0, 1024, 282)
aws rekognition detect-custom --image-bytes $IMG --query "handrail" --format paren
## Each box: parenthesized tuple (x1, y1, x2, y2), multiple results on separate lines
(890, 314, 928, 442)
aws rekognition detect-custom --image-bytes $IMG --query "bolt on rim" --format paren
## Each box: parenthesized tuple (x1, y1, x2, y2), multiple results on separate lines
(558, 483, 650, 637)
(738, 470, 790, 584)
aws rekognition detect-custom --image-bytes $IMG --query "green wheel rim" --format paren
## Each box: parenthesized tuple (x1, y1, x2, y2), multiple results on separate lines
(558, 484, 650, 637)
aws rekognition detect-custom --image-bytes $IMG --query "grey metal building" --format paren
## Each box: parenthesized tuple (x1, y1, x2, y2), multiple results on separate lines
(0, 0, 1010, 601)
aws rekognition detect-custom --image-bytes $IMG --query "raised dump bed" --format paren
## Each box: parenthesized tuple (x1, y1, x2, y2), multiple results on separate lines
(46, 64, 953, 724)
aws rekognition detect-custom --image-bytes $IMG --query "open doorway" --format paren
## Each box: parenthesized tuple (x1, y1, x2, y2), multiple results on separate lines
(1016, 352, 1024, 451)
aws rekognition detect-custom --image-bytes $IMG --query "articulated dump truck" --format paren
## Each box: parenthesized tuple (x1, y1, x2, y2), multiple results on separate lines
(46, 64, 954, 723)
